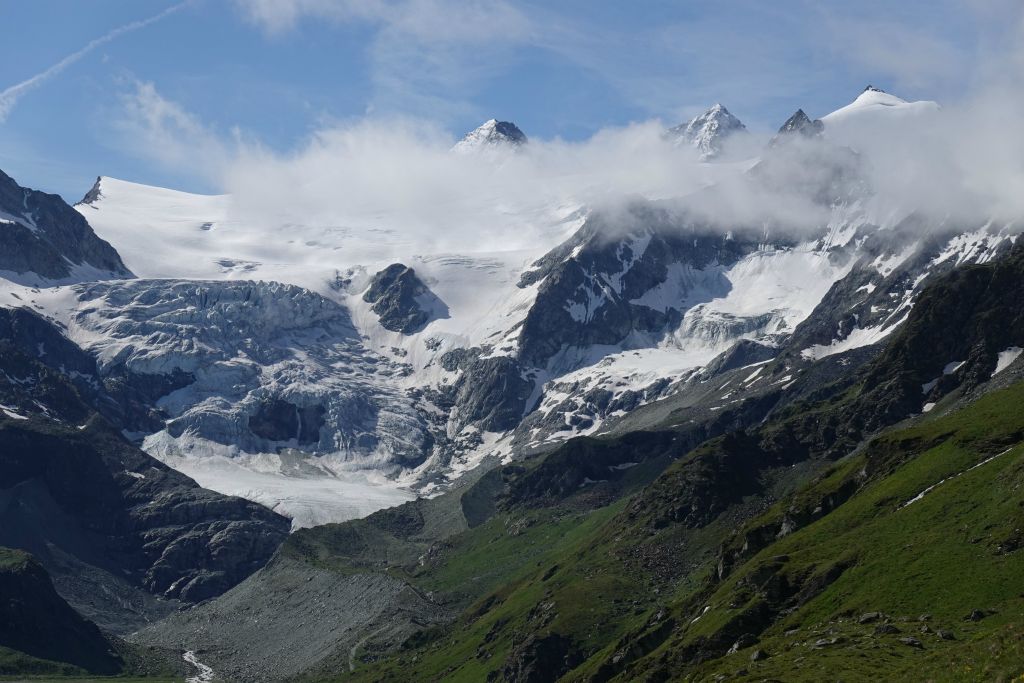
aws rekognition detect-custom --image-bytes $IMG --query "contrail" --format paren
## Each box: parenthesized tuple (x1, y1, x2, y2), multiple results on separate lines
(0, 2, 188, 122)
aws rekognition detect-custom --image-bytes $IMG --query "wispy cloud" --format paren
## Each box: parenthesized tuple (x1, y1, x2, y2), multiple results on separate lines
(0, 2, 187, 122)
(233, 0, 537, 121)
(112, 80, 238, 183)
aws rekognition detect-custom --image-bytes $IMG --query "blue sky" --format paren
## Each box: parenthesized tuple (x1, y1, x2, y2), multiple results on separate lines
(0, 0, 1017, 200)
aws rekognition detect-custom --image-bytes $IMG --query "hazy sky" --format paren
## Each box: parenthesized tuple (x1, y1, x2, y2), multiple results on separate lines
(0, 0, 1019, 200)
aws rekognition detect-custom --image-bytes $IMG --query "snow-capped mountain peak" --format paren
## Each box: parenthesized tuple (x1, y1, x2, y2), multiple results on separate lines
(820, 85, 940, 148)
(856, 84, 906, 105)
(770, 108, 824, 145)
(822, 84, 937, 123)
(666, 103, 746, 159)
(452, 119, 528, 153)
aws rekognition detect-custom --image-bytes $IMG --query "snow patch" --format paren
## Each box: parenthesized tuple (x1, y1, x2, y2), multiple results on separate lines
(800, 320, 902, 360)
(993, 347, 1023, 376)
(0, 405, 27, 420)
(900, 447, 1015, 509)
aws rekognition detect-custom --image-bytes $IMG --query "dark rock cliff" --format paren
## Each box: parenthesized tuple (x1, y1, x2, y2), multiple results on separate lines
(0, 169, 130, 282)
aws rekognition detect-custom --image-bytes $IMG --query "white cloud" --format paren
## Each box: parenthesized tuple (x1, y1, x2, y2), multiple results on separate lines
(233, 0, 529, 41)
(112, 81, 236, 183)
(220, 117, 734, 255)
(818, 15, 969, 91)
(114, 1, 1024, 251)
(0, 2, 187, 122)
(233, 0, 535, 122)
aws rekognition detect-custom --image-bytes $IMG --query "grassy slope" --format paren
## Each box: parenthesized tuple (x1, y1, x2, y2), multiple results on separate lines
(331, 458, 773, 680)
(628, 379, 1024, 682)
(338, 380, 1024, 682)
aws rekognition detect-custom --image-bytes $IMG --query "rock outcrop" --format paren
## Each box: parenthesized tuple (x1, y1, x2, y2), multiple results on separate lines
(363, 263, 446, 334)
(0, 169, 130, 282)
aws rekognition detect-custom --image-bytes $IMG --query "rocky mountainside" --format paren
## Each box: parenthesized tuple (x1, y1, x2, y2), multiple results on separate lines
(0, 305, 289, 634)
(0, 169, 130, 283)
(771, 108, 824, 144)
(362, 263, 447, 333)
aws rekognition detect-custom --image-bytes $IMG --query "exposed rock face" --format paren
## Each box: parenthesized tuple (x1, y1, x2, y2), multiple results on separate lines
(500, 633, 582, 683)
(455, 354, 533, 433)
(771, 109, 824, 144)
(0, 307, 289, 632)
(700, 339, 778, 379)
(0, 417, 289, 612)
(248, 398, 326, 445)
(363, 263, 447, 334)
(0, 306, 172, 433)
(77, 175, 104, 205)
(853, 241, 1024, 422)
(438, 348, 534, 433)
(517, 204, 763, 369)
(0, 169, 130, 282)
(666, 103, 747, 159)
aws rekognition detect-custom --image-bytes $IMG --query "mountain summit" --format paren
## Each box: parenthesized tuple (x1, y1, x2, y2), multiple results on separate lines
(822, 84, 938, 123)
(452, 119, 527, 152)
(770, 108, 825, 145)
(666, 103, 746, 159)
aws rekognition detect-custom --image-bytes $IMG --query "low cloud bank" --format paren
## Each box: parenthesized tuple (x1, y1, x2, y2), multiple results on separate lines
(117, 60, 1024, 252)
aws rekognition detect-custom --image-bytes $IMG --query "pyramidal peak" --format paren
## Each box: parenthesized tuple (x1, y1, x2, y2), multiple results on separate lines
(666, 103, 746, 159)
(769, 108, 824, 146)
(452, 119, 528, 153)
